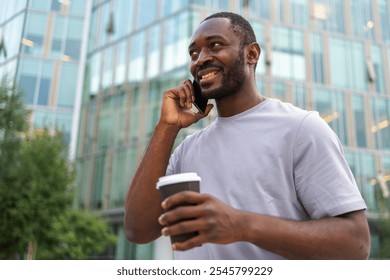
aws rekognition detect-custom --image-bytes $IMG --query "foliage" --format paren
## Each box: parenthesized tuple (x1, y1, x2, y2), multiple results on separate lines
(35, 210, 117, 260)
(0, 76, 28, 258)
(0, 77, 116, 259)
(374, 216, 390, 259)
(16, 128, 75, 258)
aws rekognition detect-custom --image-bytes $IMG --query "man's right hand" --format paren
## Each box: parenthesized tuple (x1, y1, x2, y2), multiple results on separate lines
(160, 79, 213, 128)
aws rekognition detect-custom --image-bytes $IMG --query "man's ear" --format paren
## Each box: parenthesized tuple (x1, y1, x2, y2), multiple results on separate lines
(246, 42, 261, 66)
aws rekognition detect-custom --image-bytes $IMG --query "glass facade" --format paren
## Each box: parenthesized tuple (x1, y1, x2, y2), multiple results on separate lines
(0, 0, 87, 149)
(2, 0, 379, 259)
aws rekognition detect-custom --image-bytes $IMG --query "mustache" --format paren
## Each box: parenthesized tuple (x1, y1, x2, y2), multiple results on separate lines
(196, 63, 223, 75)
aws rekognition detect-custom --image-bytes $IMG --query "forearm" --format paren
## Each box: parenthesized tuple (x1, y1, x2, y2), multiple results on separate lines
(239, 210, 370, 259)
(124, 121, 180, 243)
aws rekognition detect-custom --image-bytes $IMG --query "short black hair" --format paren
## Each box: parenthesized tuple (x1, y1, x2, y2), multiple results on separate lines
(203, 12, 257, 46)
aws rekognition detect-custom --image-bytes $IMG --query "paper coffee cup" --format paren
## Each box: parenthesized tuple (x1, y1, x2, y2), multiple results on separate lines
(156, 172, 201, 243)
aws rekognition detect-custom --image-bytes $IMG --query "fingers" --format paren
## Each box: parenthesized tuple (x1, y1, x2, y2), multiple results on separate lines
(161, 190, 205, 211)
(169, 79, 193, 109)
(159, 207, 207, 251)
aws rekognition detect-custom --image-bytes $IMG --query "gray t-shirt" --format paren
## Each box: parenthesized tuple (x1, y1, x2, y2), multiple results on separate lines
(166, 98, 366, 259)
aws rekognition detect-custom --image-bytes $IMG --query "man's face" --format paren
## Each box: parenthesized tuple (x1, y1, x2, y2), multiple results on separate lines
(188, 18, 247, 100)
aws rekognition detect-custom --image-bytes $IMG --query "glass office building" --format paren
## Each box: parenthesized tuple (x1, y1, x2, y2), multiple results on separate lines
(0, 0, 88, 156)
(75, 0, 390, 259)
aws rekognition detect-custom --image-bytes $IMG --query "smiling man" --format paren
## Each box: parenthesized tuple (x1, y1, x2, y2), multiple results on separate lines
(124, 12, 370, 259)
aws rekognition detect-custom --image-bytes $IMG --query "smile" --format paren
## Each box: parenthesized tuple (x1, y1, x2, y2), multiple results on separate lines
(201, 71, 219, 81)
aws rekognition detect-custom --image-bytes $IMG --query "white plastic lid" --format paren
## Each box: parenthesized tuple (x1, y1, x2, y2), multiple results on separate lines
(156, 172, 201, 189)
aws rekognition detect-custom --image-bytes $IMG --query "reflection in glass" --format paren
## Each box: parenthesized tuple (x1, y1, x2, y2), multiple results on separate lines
(371, 98, 390, 150)
(22, 13, 48, 55)
(272, 26, 305, 81)
(314, 88, 347, 145)
(314, 0, 344, 33)
(147, 25, 160, 79)
(311, 33, 324, 84)
(57, 63, 77, 107)
(371, 45, 386, 94)
(350, 0, 374, 40)
(290, 0, 308, 26)
(352, 94, 367, 148)
(378, 0, 390, 43)
(128, 32, 145, 83)
(329, 38, 367, 91)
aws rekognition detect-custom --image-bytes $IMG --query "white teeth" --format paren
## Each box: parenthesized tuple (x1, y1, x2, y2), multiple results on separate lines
(201, 71, 218, 80)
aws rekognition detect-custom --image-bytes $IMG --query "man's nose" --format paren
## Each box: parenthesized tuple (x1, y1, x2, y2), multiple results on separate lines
(195, 50, 213, 67)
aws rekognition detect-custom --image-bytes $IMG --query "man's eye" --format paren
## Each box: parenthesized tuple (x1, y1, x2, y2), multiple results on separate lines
(189, 50, 198, 58)
(210, 42, 221, 48)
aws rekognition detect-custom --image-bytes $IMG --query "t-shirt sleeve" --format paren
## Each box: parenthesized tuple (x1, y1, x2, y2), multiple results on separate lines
(293, 112, 366, 219)
(165, 142, 183, 176)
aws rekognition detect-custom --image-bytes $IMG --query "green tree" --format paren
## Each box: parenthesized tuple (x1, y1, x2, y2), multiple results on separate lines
(35, 210, 117, 260)
(0, 76, 28, 258)
(16, 128, 75, 259)
(0, 77, 116, 259)
(376, 218, 390, 259)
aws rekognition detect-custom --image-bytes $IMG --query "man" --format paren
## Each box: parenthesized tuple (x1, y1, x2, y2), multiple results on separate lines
(124, 12, 370, 259)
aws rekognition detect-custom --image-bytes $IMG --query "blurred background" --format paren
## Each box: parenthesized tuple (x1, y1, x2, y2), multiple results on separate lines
(0, 0, 389, 259)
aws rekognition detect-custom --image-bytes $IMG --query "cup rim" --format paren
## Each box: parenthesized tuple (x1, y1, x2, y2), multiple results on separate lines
(156, 172, 201, 189)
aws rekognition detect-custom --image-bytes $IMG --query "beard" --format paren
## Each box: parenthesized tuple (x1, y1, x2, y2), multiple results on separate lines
(203, 48, 246, 100)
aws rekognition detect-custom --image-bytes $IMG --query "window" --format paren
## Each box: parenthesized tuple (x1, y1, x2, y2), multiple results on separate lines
(92, 154, 106, 209)
(345, 151, 379, 213)
(350, 0, 374, 40)
(371, 45, 386, 94)
(329, 38, 367, 91)
(51, 16, 65, 57)
(18, 59, 40, 104)
(145, 81, 162, 137)
(102, 46, 113, 90)
(110, 147, 135, 209)
(371, 97, 390, 150)
(162, 0, 189, 17)
(290, 0, 308, 26)
(351, 94, 367, 148)
(313, 0, 344, 33)
(37, 62, 53, 106)
(1, 14, 24, 62)
(97, 97, 114, 149)
(147, 25, 161, 79)
(68, 0, 86, 16)
(271, 26, 306, 81)
(273, 82, 287, 102)
(128, 32, 145, 83)
(112, 0, 134, 40)
(311, 33, 324, 84)
(293, 85, 307, 110)
(88, 52, 101, 95)
(22, 13, 48, 55)
(378, 0, 390, 43)
(136, 0, 157, 29)
(313, 88, 348, 145)
(65, 19, 83, 60)
(129, 87, 141, 141)
(163, 12, 190, 72)
(115, 40, 127, 86)
(55, 111, 72, 144)
(51, 0, 61, 11)
(57, 62, 77, 107)
(75, 159, 90, 208)
(240, 0, 270, 20)
(19, 75, 37, 104)
(29, 0, 50, 10)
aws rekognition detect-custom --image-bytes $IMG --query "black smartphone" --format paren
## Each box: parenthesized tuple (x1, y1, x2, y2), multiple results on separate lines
(192, 80, 208, 114)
